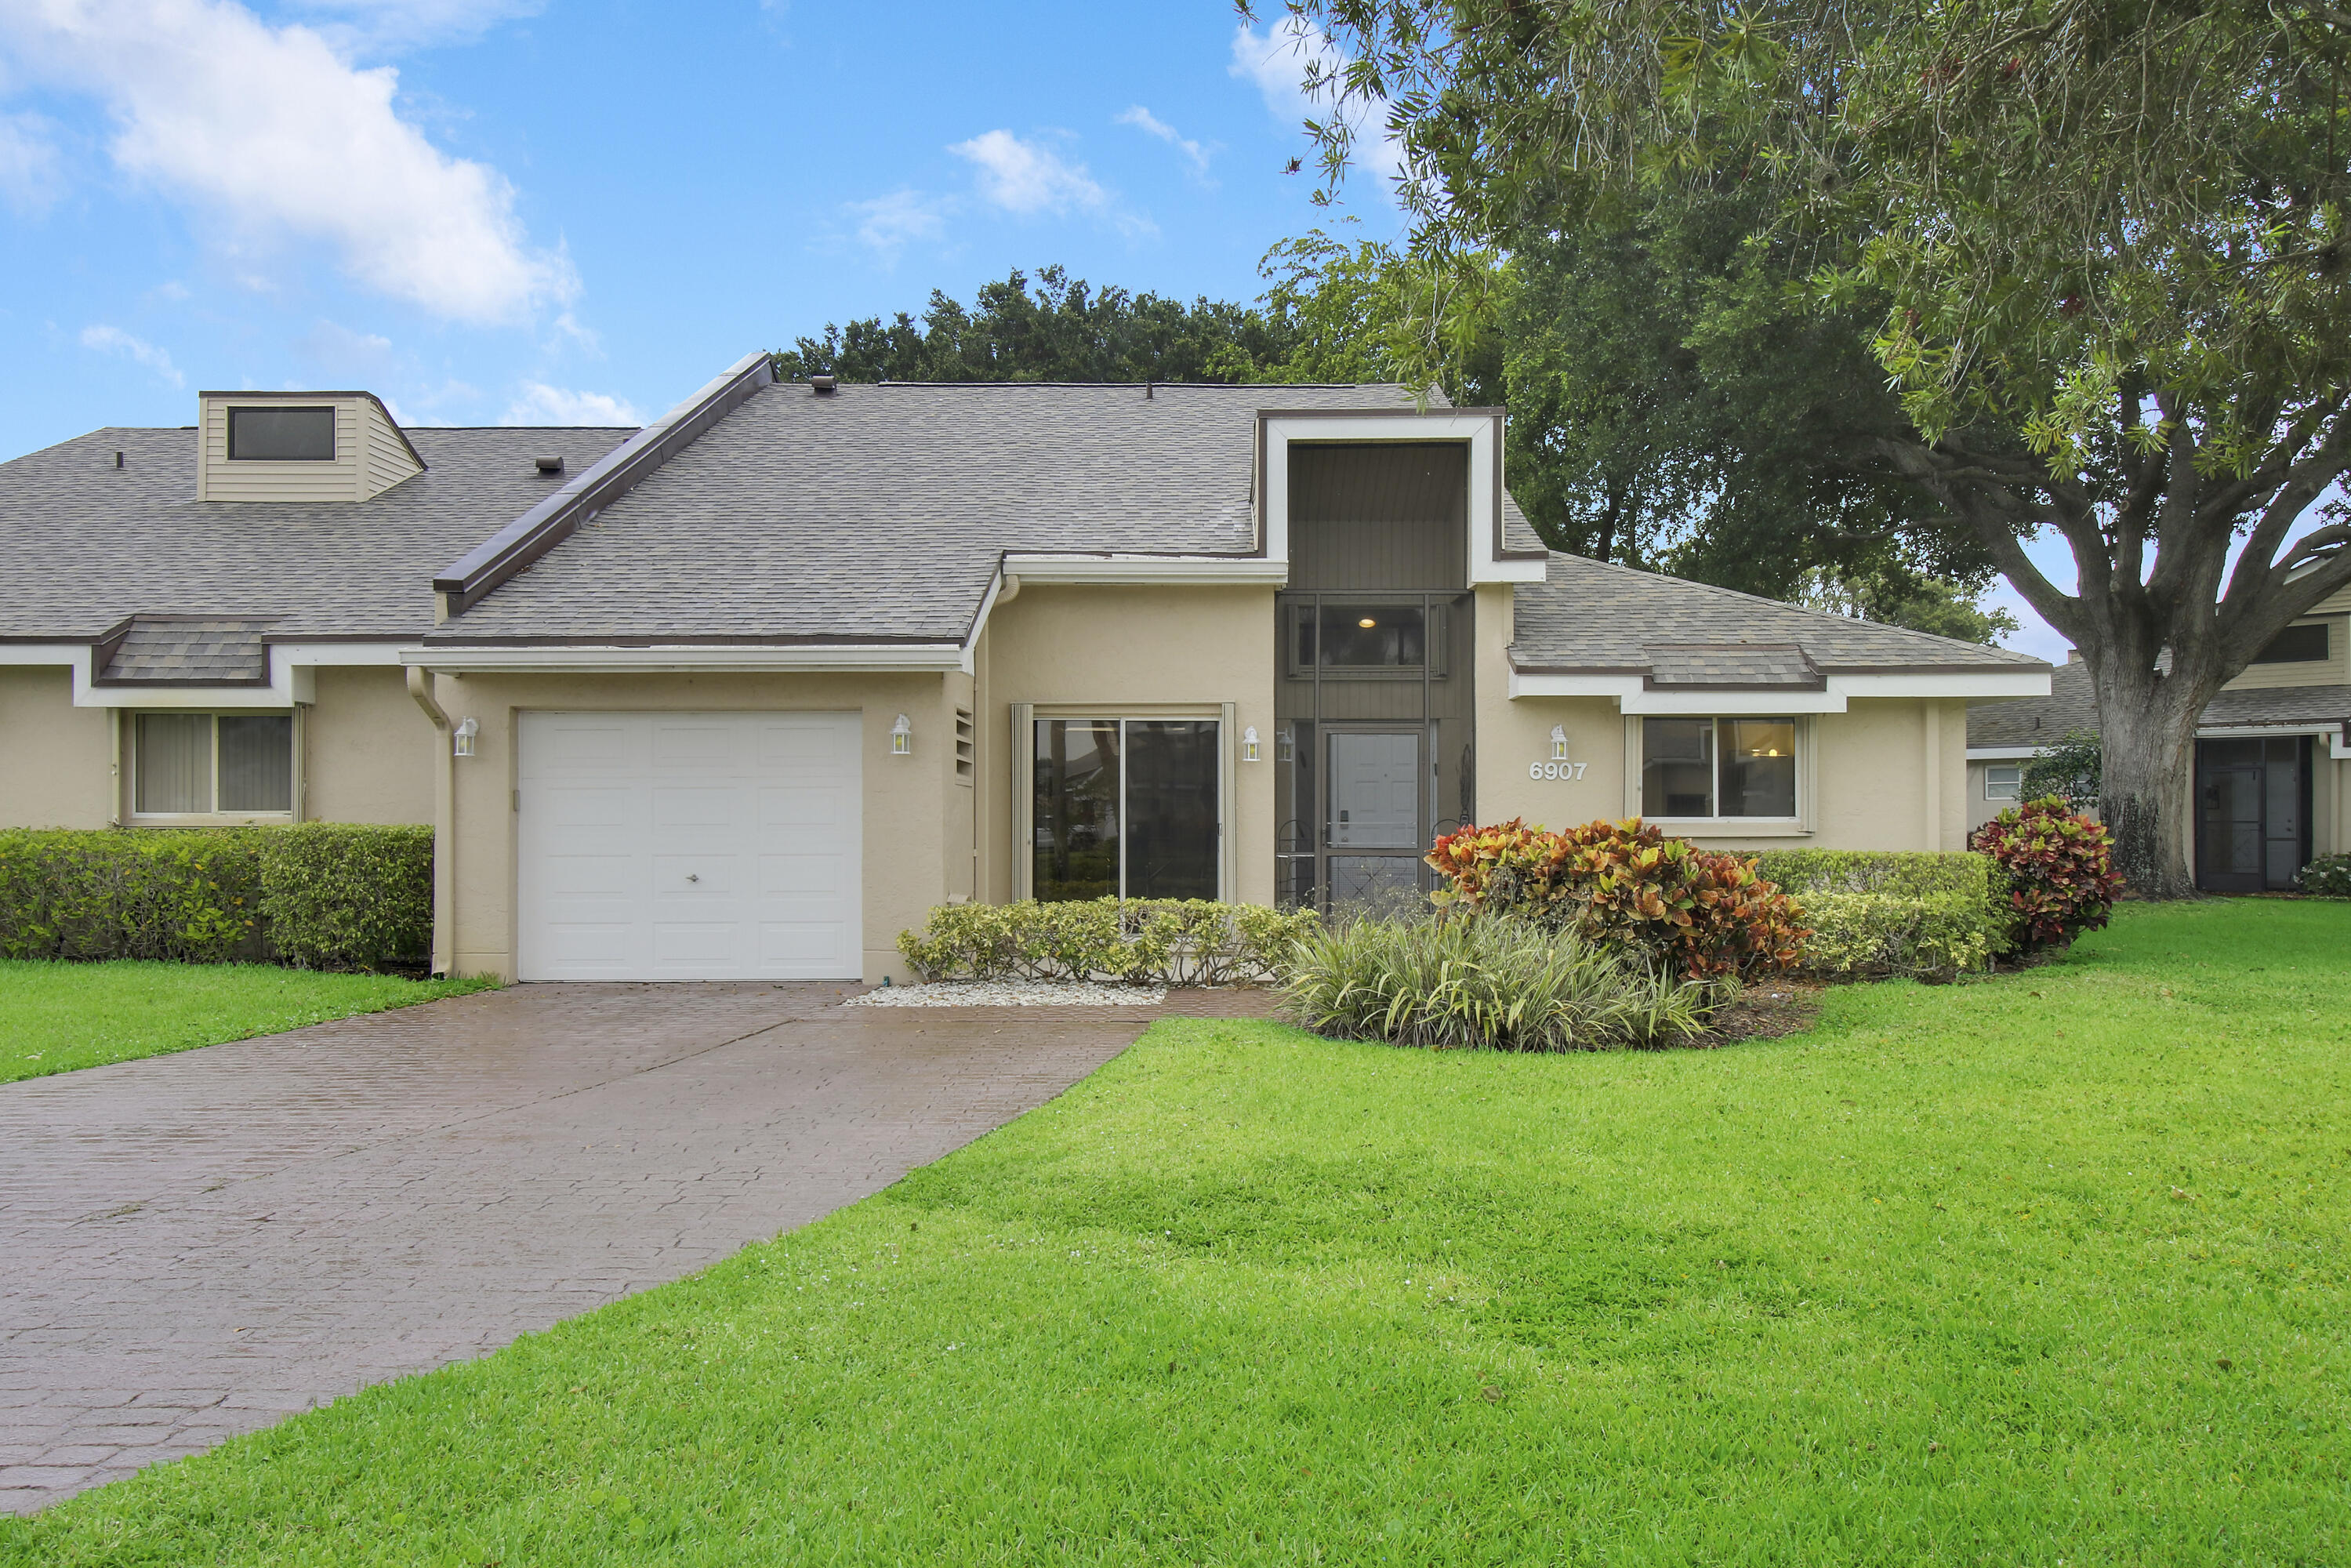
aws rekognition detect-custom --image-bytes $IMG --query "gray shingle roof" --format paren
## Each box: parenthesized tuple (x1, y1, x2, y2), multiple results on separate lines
(97, 616, 274, 684)
(1512, 555, 2045, 677)
(427, 381, 1428, 644)
(0, 425, 635, 642)
(1966, 659, 2351, 746)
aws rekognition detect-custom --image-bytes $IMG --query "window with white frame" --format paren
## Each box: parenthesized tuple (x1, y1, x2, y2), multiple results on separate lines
(132, 713, 294, 816)
(1983, 764, 2023, 801)
(1031, 717, 1219, 901)
(1640, 717, 1798, 819)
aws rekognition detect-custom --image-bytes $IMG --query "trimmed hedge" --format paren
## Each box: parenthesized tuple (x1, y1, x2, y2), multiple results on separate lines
(1756, 850, 2007, 979)
(0, 825, 432, 970)
(898, 898, 1320, 986)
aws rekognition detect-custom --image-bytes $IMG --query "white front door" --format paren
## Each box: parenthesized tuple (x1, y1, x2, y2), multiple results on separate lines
(1328, 730, 1422, 849)
(517, 711, 862, 981)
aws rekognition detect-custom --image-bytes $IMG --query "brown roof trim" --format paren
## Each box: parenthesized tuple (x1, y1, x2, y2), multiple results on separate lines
(414, 632, 964, 649)
(201, 390, 427, 472)
(1254, 405, 1504, 417)
(431, 353, 773, 614)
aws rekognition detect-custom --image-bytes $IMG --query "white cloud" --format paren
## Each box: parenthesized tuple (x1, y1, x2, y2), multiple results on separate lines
(281, 0, 544, 53)
(0, 111, 63, 213)
(949, 129, 1106, 216)
(1116, 104, 1213, 178)
(295, 318, 394, 375)
(1229, 16, 1406, 191)
(846, 189, 949, 260)
(80, 324, 184, 387)
(1, 0, 575, 323)
(504, 382, 642, 426)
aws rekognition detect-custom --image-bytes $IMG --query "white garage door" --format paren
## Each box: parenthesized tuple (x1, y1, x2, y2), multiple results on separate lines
(517, 711, 862, 981)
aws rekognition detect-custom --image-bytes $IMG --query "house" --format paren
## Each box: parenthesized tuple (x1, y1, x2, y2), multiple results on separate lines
(0, 354, 2050, 981)
(1966, 630, 2351, 891)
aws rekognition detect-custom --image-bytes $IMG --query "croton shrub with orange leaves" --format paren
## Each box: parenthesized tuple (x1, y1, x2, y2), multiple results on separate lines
(1424, 818, 1809, 982)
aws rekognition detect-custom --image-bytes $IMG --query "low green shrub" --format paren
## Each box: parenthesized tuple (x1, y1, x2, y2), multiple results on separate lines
(2295, 853, 2351, 897)
(898, 899, 1320, 985)
(1968, 797, 2124, 950)
(0, 829, 267, 962)
(1278, 915, 1716, 1051)
(0, 825, 432, 970)
(259, 824, 434, 969)
(1755, 850, 2005, 978)
(1424, 818, 1808, 981)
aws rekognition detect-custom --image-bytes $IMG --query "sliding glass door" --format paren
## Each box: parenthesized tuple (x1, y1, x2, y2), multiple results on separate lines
(1032, 718, 1219, 901)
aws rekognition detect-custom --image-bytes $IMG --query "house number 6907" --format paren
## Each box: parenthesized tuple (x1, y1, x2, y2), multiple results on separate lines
(1529, 760, 1588, 780)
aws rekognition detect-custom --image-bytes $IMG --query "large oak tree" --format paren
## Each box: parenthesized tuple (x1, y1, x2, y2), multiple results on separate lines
(1257, 0, 2351, 894)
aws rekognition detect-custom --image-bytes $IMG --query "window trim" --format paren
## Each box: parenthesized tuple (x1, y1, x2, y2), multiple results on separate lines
(1014, 710, 1228, 902)
(1629, 713, 1809, 831)
(124, 709, 301, 825)
(225, 405, 339, 463)
(1983, 763, 2024, 801)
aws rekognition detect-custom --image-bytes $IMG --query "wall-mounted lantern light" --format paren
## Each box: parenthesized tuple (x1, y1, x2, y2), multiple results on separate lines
(1242, 726, 1261, 762)
(1549, 724, 1569, 762)
(1277, 724, 1295, 763)
(452, 717, 478, 758)
(890, 713, 912, 756)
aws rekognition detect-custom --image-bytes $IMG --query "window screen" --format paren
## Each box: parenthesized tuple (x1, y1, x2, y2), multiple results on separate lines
(1032, 718, 1219, 901)
(227, 407, 336, 460)
(219, 715, 294, 811)
(135, 713, 212, 814)
(2251, 622, 2329, 664)
(1642, 717, 1799, 819)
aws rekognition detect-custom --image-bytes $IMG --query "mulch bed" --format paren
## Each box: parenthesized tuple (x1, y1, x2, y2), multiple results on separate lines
(1693, 980, 1827, 1046)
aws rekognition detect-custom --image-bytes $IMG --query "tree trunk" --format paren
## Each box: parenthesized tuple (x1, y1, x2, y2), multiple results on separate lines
(2085, 659, 2209, 898)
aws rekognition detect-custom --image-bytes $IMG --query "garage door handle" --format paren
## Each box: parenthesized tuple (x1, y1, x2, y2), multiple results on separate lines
(687, 873, 699, 883)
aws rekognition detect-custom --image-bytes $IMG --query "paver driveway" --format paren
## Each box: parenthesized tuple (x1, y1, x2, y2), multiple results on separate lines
(0, 982, 1255, 1513)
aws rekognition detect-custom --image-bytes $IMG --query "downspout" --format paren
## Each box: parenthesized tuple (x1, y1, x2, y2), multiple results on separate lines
(406, 666, 455, 977)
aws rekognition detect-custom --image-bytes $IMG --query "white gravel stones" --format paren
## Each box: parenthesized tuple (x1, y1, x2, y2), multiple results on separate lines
(845, 979, 1168, 1007)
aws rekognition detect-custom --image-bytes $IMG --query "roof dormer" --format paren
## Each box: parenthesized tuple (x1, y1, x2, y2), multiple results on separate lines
(195, 390, 425, 503)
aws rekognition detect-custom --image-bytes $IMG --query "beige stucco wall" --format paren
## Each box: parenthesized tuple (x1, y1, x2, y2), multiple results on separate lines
(303, 666, 435, 825)
(974, 583, 1276, 906)
(0, 668, 114, 829)
(1483, 585, 1969, 855)
(417, 669, 957, 984)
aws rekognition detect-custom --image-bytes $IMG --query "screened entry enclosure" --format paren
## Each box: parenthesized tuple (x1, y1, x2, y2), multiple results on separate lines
(1275, 440, 1477, 912)
(2196, 736, 2310, 892)
(1031, 719, 1220, 902)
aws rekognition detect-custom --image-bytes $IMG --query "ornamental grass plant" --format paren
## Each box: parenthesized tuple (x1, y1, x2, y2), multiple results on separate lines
(1278, 913, 1717, 1051)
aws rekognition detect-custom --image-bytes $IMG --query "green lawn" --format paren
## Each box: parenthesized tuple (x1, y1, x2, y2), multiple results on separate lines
(0, 961, 496, 1084)
(6, 902, 2346, 1565)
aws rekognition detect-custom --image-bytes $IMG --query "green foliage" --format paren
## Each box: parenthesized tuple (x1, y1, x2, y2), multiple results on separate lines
(770, 265, 1297, 385)
(258, 824, 434, 971)
(1250, 228, 1504, 405)
(1797, 566, 2021, 645)
(0, 829, 266, 962)
(1425, 817, 1808, 980)
(2294, 853, 2351, 898)
(1277, 915, 1715, 1051)
(12, 903, 2347, 1563)
(1969, 797, 2125, 949)
(2022, 728, 2104, 814)
(0, 826, 433, 971)
(897, 899, 1320, 987)
(1, 960, 494, 1084)
(1758, 850, 2005, 978)
(1753, 848, 1997, 901)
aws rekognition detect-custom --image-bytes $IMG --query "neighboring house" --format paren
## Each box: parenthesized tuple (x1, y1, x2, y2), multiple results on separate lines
(1966, 632, 2351, 892)
(0, 355, 2049, 982)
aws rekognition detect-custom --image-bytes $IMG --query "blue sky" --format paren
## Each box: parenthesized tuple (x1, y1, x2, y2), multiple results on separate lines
(0, 0, 2082, 657)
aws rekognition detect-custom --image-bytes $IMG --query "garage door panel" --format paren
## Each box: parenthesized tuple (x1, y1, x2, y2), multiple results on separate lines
(519, 711, 862, 982)
(760, 922, 851, 965)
